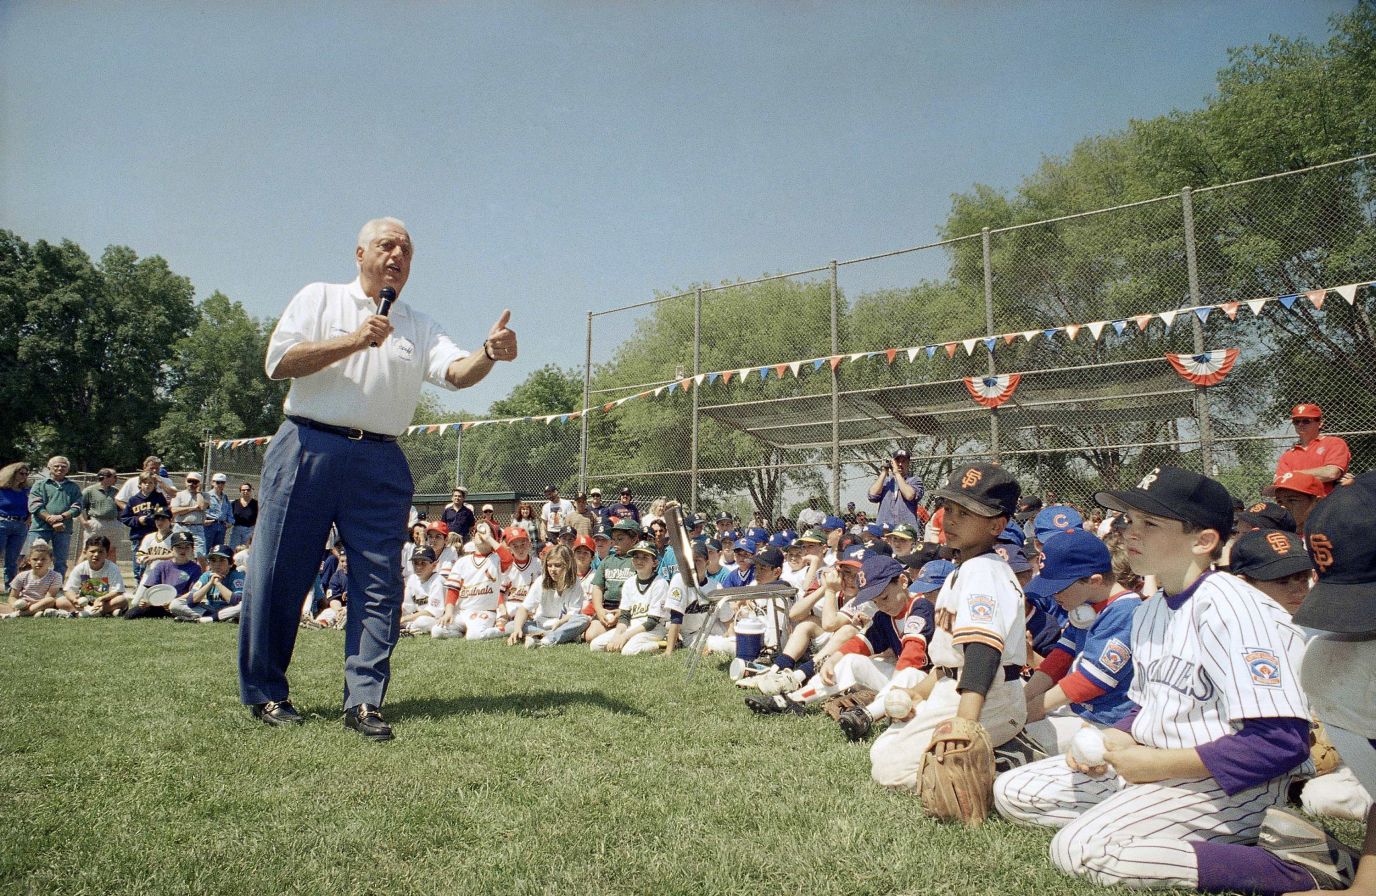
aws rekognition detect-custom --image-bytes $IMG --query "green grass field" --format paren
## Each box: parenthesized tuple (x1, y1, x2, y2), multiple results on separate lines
(0, 620, 1363, 896)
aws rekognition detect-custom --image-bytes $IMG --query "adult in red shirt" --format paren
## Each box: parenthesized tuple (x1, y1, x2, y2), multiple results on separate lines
(1274, 403, 1349, 496)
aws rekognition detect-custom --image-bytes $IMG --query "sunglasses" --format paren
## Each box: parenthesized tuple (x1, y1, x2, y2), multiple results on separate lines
(1293, 418, 1320, 424)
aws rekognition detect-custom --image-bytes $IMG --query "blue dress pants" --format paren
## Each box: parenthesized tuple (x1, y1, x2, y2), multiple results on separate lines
(238, 419, 411, 710)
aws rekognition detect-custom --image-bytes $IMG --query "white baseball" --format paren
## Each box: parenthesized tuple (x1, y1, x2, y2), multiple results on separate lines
(1071, 727, 1106, 766)
(1068, 603, 1097, 629)
(883, 688, 914, 721)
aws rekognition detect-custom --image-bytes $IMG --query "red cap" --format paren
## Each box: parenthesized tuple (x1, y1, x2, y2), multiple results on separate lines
(1291, 403, 1323, 419)
(503, 525, 530, 543)
(1266, 470, 1326, 498)
(573, 534, 596, 553)
(426, 521, 449, 536)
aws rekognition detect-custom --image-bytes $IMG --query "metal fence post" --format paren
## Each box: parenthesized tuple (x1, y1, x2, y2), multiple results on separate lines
(454, 426, 464, 488)
(1181, 187, 1216, 474)
(982, 228, 1000, 462)
(830, 260, 840, 511)
(691, 287, 702, 509)
(581, 310, 593, 493)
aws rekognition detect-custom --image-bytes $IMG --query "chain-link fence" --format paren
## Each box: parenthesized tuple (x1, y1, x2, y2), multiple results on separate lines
(208, 153, 1376, 526)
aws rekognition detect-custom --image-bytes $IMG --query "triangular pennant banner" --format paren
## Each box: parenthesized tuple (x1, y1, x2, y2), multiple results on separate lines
(1246, 298, 1268, 316)
(885, 348, 898, 364)
(1064, 324, 1082, 341)
(1166, 348, 1240, 387)
(1220, 302, 1239, 320)
(812, 359, 825, 371)
(707, 372, 720, 385)
(1336, 284, 1360, 304)
(737, 367, 752, 381)
(983, 337, 997, 352)
(963, 373, 1023, 409)
(1306, 289, 1326, 310)
(1043, 328, 1058, 341)
(1002, 333, 1017, 346)
(789, 361, 802, 377)
(694, 373, 706, 386)
(1087, 321, 1107, 340)
(1134, 315, 1152, 331)
(1159, 310, 1178, 329)
(774, 363, 788, 378)
(666, 382, 679, 395)
(962, 338, 978, 355)
(944, 343, 958, 359)
(1277, 294, 1298, 310)
(721, 370, 734, 385)
(849, 352, 866, 364)
(1194, 306, 1211, 324)
(1112, 320, 1127, 336)
(758, 367, 769, 381)
(925, 346, 937, 359)
(828, 355, 843, 371)
(906, 347, 921, 362)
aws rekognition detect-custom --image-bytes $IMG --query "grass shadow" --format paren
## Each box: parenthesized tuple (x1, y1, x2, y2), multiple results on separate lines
(385, 690, 649, 720)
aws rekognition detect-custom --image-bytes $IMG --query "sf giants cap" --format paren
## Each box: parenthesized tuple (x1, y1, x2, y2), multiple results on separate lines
(934, 463, 1021, 518)
(1234, 501, 1296, 533)
(1291, 403, 1323, 419)
(1096, 465, 1233, 536)
(855, 554, 906, 604)
(1229, 529, 1311, 581)
(1293, 472, 1376, 635)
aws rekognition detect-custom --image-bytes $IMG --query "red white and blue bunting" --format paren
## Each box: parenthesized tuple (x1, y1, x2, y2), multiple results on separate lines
(964, 374, 1022, 409)
(1166, 348, 1240, 387)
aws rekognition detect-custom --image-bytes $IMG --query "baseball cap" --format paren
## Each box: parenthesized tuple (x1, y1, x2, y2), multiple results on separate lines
(733, 537, 759, 555)
(626, 540, 658, 558)
(716, 512, 734, 523)
(1234, 501, 1297, 533)
(746, 526, 769, 543)
(1034, 505, 1084, 543)
(592, 525, 612, 541)
(212, 473, 228, 483)
(837, 544, 868, 569)
(481, 503, 495, 512)
(683, 513, 702, 530)
(767, 530, 796, 549)
(997, 520, 1026, 547)
(1229, 529, 1312, 581)
(426, 521, 449, 536)
(207, 543, 233, 560)
(503, 526, 530, 543)
(544, 485, 557, 493)
(1095, 465, 1233, 536)
(821, 515, 845, 530)
(898, 543, 944, 570)
(892, 448, 911, 460)
(1015, 496, 1045, 522)
(152, 508, 172, 520)
(889, 524, 918, 542)
(1265, 471, 1326, 499)
(855, 554, 906, 604)
(1024, 529, 1112, 600)
(997, 544, 1034, 574)
(864, 522, 885, 538)
(705, 538, 723, 552)
(170, 531, 195, 548)
(908, 559, 956, 595)
(611, 518, 643, 534)
(558, 526, 576, 538)
(572, 534, 596, 553)
(185, 472, 201, 482)
(691, 542, 709, 560)
(868, 540, 894, 557)
(795, 528, 826, 545)
(1293, 472, 1376, 634)
(935, 463, 1021, 518)
(412, 546, 438, 563)
(589, 487, 602, 496)
(755, 547, 785, 569)
(574, 492, 587, 501)
(1291, 403, 1323, 419)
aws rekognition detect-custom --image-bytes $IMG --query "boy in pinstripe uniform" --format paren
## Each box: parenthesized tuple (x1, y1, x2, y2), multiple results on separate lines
(994, 465, 1355, 893)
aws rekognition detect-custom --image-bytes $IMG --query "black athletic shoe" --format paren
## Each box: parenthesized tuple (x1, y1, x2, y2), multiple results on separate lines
(250, 700, 304, 727)
(837, 706, 873, 741)
(1256, 806, 1358, 889)
(745, 693, 807, 716)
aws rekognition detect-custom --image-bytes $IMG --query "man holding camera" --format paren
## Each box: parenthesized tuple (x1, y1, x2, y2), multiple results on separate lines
(866, 448, 925, 530)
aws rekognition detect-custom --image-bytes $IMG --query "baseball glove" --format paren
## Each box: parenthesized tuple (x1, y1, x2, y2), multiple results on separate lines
(918, 716, 995, 826)
(821, 685, 877, 722)
(1310, 721, 1343, 777)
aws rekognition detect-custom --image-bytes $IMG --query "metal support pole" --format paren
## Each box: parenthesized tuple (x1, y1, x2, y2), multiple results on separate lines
(203, 427, 213, 481)
(454, 426, 464, 488)
(581, 310, 593, 493)
(691, 288, 702, 510)
(982, 228, 1000, 462)
(829, 261, 841, 511)
(1181, 187, 1215, 474)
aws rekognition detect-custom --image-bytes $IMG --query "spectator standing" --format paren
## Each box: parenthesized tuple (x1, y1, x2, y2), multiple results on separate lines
(0, 462, 32, 588)
(204, 473, 233, 551)
(170, 472, 210, 562)
(796, 498, 825, 531)
(588, 487, 612, 527)
(865, 448, 925, 529)
(568, 492, 598, 537)
(512, 501, 540, 544)
(607, 487, 640, 524)
(81, 469, 126, 562)
(538, 486, 573, 542)
(1275, 402, 1350, 496)
(114, 455, 176, 510)
(440, 487, 475, 542)
(28, 456, 82, 575)
(229, 482, 258, 548)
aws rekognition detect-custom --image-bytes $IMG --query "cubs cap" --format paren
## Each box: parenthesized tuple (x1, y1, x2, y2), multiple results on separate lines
(1024, 528, 1112, 600)
(795, 529, 826, 545)
(611, 518, 643, 534)
(626, 540, 657, 558)
(821, 515, 845, 530)
(412, 546, 438, 563)
(1293, 472, 1376, 635)
(170, 531, 195, 547)
(1265, 470, 1326, 499)
(733, 537, 759, 554)
(1291, 403, 1323, 419)
(1096, 465, 1233, 536)
(1034, 505, 1084, 543)
(755, 546, 785, 569)
(888, 524, 918, 542)
(1234, 501, 1296, 533)
(908, 559, 956, 595)
(207, 544, 233, 560)
(1229, 529, 1312, 581)
(935, 463, 1021, 518)
(855, 554, 906, 604)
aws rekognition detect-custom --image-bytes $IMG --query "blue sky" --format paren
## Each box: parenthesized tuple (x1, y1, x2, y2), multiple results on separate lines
(1, 1, 1354, 419)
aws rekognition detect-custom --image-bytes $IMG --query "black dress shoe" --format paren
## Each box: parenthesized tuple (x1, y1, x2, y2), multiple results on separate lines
(249, 699, 304, 727)
(344, 704, 393, 741)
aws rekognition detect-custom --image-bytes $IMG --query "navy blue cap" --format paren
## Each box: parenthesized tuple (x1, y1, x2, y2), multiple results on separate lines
(755, 547, 785, 568)
(1024, 529, 1111, 600)
(1230, 529, 1310, 581)
(682, 514, 703, 530)
(733, 537, 758, 554)
(1293, 472, 1376, 634)
(705, 538, 723, 552)
(691, 542, 709, 560)
(908, 559, 955, 595)
(864, 522, 885, 538)
(716, 513, 734, 523)
(997, 520, 1026, 547)
(821, 515, 845, 530)
(837, 544, 868, 568)
(1034, 505, 1084, 542)
(856, 554, 906, 604)
(996, 543, 1034, 574)
(767, 530, 797, 549)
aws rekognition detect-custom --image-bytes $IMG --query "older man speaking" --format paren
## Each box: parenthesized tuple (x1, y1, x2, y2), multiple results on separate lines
(238, 217, 517, 741)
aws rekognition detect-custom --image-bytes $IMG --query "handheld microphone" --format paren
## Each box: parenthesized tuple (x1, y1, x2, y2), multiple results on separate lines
(370, 287, 396, 346)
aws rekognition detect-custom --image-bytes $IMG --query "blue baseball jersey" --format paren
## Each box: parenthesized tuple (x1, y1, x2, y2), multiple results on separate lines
(1046, 592, 1141, 725)
(721, 566, 755, 589)
(856, 597, 936, 669)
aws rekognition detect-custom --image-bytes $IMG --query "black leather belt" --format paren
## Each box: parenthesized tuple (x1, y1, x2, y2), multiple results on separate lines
(935, 664, 1022, 681)
(289, 415, 397, 443)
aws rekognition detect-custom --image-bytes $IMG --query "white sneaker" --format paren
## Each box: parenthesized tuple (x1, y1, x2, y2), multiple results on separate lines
(40, 608, 61, 617)
(525, 636, 543, 649)
(0, 611, 20, 620)
(79, 608, 97, 618)
(755, 668, 804, 696)
(197, 615, 215, 623)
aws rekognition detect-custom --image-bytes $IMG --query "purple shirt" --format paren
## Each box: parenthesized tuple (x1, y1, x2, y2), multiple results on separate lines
(146, 560, 203, 597)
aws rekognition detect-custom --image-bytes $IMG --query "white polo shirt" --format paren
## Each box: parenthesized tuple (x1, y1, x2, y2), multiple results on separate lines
(266, 278, 468, 436)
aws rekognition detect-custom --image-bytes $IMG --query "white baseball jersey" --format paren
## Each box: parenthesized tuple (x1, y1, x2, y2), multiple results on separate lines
(1128, 572, 1310, 750)
(927, 551, 1026, 669)
(502, 556, 543, 607)
(665, 572, 724, 636)
(620, 576, 670, 636)
(433, 545, 459, 576)
(405, 570, 446, 615)
(521, 580, 586, 627)
(446, 552, 502, 614)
